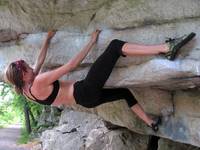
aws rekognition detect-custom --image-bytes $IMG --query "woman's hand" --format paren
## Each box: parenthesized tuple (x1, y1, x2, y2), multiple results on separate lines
(90, 29, 101, 44)
(47, 30, 57, 40)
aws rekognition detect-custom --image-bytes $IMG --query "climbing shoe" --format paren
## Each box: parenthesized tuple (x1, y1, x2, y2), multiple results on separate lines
(150, 116, 162, 132)
(164, 32, 196, 60)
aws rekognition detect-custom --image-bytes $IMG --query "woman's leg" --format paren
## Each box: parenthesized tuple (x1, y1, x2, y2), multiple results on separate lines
(121, 32, 196, 58)
(74, 40, 126, 108)
(131, 103, 153, 126)
(84, 39, 126, 90)
(121, 43, 169, 56)
(99, 88, 154, 126)
(84, 39, 171, 90)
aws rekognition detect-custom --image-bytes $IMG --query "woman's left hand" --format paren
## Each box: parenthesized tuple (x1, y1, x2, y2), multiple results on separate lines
(47, 30, 57, 40)
(90, 29, 101, 44)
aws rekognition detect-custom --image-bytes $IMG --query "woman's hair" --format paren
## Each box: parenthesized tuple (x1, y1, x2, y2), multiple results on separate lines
(5, 60, 27, 95)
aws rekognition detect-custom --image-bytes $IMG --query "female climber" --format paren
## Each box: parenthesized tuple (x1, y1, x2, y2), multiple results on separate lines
(5, 29, 195, 132)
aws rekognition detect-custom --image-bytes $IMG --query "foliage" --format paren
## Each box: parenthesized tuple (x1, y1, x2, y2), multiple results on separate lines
(0, 82, 44, 143)
(0, 82, 21, 125)
(0, 82, 43, 123)
(17, 127, 31, 144)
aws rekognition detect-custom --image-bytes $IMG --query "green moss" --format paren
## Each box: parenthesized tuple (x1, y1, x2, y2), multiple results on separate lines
(17, 127, 31, 144)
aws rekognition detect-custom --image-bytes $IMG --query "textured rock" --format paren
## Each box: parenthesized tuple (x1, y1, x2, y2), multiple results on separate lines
(0, 29, 18, 42)
(31, 143, 42, 150)
(1, 0, 200, 32)
(1, 0, 200, 148)
(158, 138, 200, 150)
(40, 109, 149, 150)
(37, 106, 61, 128)
(1, 21, 200, 147)
(85, 128, 148, 150)
(1, 24, 200, 89)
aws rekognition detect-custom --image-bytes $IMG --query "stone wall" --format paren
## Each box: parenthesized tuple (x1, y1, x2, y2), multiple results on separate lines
(1, 0, 200, 148)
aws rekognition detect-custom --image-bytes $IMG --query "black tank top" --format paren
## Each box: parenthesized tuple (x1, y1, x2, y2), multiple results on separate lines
(26, 80, 60, 105)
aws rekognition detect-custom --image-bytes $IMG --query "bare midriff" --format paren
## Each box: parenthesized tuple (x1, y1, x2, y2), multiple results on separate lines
(52, 80, 77, 106)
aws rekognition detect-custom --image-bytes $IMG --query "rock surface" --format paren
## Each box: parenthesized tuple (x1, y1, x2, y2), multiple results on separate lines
(158, 138, 200, 150)
(37, 109, 149, 150)
(1, 0, 200, 148)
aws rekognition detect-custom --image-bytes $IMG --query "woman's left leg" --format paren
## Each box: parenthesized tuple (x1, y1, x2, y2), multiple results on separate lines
(84, 39, 126, 90)
(84, 39, 169, 90)
(121, 32, 196, 58)
(98, 88, 154, 127)
(121, 43, 169, 56)
(74, 39, 126, 108)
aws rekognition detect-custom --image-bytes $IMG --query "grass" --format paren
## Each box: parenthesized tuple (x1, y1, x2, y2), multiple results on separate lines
(17, 127, 31, 144)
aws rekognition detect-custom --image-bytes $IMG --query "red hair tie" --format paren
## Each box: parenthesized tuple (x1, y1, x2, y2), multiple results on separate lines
(14, 60, 24, 71)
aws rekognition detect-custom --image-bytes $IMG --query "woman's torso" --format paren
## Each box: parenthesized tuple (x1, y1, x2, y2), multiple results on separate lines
(54, 80, 76, 106)
(23, 80, 77, 106)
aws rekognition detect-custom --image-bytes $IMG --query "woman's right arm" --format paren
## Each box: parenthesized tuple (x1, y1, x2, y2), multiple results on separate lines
(33, 31, 56, 75)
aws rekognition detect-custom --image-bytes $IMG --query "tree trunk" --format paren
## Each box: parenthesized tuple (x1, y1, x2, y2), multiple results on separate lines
(24, 102, 31, 134)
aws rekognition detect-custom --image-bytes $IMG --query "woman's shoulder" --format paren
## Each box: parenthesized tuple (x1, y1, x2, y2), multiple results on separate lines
(31, 75, 49, 91)
(33, 72, 51, 85)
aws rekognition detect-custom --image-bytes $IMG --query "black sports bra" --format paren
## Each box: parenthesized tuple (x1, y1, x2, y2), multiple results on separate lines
(25, 80, 60, 105)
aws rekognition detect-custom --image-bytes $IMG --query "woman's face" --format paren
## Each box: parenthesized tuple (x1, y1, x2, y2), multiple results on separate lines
(19, 60, 35, 82)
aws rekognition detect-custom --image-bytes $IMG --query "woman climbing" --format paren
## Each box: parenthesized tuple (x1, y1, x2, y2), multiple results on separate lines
(5, 29, 195, 132)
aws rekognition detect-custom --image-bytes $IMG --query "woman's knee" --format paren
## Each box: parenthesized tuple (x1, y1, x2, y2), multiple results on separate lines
(108, 39, 126, 57)
(109, 39, 123, 49)
(127, 100, 138, 108)
(121, 88, 138, 107)
(110, 39, 121, 46)
(121, 88, 132, 95)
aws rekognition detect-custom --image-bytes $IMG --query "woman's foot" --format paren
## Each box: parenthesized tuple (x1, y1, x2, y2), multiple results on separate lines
(164, 32, 196, 60)
(150, 116, 162, 132)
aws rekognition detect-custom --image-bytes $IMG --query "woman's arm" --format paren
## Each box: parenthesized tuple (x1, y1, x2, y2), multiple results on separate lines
(35, 30, 101, 85)
(33, 31, 56, 75)
(67, 29, 101, 70)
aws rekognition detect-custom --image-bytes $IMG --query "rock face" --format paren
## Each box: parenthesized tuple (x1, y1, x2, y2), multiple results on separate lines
(158, 138, 200, 150)
(1, 0, 200, 148)
(38, 109, 149, 150)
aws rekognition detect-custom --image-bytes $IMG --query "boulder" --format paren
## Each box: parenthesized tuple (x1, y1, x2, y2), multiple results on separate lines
(1, 0, 200, 148)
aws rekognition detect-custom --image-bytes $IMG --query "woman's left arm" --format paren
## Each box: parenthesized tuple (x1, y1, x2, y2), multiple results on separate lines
(66, 30, 101, 71)
(33, 30, 56, 75)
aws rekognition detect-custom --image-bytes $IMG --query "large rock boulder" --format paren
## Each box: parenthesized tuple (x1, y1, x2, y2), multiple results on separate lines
(1, 0, 200, 33)
(38, 109, 149, 150)
(1, 0, 200, 148)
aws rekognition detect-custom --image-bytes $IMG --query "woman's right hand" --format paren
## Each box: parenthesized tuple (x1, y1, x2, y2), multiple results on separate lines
(90, 29, 101, 44)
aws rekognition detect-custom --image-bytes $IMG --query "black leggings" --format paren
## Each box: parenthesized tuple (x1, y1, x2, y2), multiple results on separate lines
(73, 39, 138, 108)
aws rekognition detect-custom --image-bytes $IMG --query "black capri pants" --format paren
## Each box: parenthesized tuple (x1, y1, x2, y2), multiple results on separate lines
(73, 39, 138, 108)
